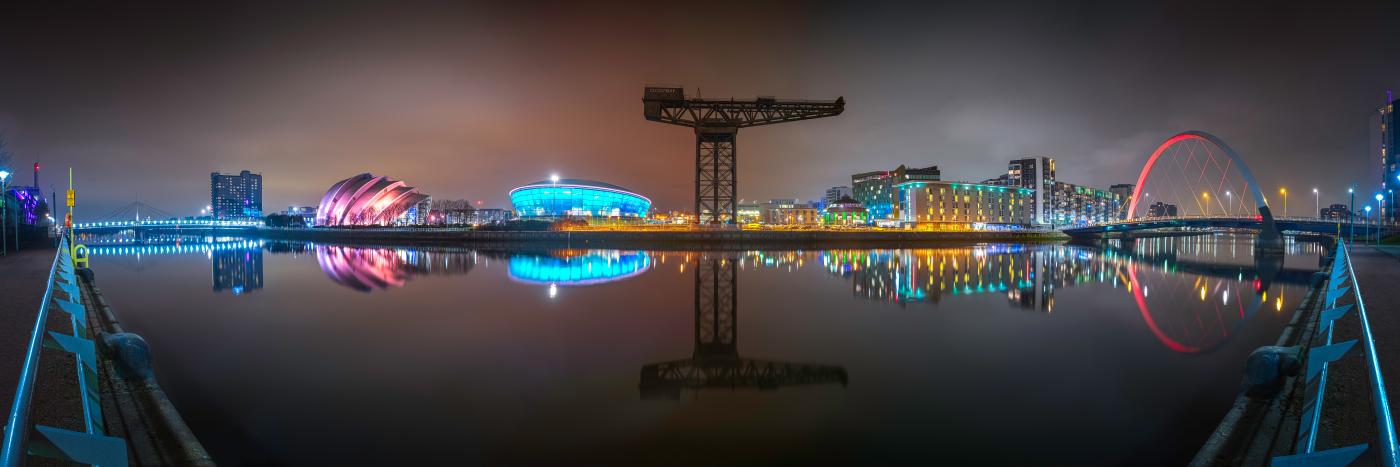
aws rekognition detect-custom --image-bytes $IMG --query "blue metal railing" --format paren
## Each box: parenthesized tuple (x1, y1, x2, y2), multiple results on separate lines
(1, 238, 126, 466)
(1274, 240, 1398, 466)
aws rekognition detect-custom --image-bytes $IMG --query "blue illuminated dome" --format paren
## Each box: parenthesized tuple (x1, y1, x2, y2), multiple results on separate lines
(509, 178, 651, 218)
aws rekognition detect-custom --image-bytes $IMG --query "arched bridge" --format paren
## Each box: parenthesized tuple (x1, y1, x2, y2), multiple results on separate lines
(1065, 130, 1396, 243)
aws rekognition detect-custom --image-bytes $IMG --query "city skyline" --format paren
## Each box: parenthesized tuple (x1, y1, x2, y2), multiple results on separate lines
(1, 1, 1398, 217)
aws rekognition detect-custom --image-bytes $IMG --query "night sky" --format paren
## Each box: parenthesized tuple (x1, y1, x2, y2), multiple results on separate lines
(1, 1, 1398, 217)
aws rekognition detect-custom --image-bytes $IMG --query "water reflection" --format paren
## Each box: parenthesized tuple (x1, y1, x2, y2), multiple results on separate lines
(639, 255, 848, 399)
(314, 245, 475, 292)
(507, 250, 652, 286)
(211, 249, 262, 295)
(84, 235, 1321, 354)
(807, 239, 1318, 354)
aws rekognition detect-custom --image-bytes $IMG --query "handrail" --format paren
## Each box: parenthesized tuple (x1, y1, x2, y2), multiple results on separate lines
(0, 239, 64, 466)
(1, 239, 127, 465)
(1274, 240, 1397, 465)
(1343, 241, 1399, 464)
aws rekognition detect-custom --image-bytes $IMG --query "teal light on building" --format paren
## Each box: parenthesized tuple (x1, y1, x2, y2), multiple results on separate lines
(509, 178, 651, 219)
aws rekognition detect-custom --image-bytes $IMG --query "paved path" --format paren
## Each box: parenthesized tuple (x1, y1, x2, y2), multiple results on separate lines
(1347, 245, 1400, 420)
(0, 247, 83, 461)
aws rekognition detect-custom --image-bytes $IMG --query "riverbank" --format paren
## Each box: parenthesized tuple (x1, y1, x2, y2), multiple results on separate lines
(1190, 245, 1332, 465)
(247, 227, 1069, 248)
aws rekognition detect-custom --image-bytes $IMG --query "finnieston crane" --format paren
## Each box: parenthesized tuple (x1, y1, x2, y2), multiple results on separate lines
(643, 87, 845, 224)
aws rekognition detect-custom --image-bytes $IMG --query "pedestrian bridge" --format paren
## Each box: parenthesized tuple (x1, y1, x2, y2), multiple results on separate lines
(73, 219, 261, 233)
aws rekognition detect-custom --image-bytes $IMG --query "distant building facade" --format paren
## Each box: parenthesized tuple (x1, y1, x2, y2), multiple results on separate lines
(737, 202, 762, 224)
(823, 196, 869, 226)
(1380, 97, 1399, 219)
(472, 208, 512, 224)
(1148, 201, 1178, 218)
(1004, 157, 1055, 225)
(824, 186, 852, 207)
(1050, 182, 1123, 226)
(1321, 203, 1352, 221)
(210, 170, 263, 220)
(757, 199, 818, 225)
(852, 165, 940, 223)
(895, 180, 1033, 228)
(1109, 184, 1134, 219)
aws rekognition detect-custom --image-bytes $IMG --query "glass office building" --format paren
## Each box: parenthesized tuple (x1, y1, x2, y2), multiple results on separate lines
(509, 179, 651, 218)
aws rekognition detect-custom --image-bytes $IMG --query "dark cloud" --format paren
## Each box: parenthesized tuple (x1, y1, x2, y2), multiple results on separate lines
(0, 0, 1396, 216)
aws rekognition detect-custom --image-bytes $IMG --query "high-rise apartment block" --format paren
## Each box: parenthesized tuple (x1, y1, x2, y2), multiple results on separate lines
(211, 170, 263, 220)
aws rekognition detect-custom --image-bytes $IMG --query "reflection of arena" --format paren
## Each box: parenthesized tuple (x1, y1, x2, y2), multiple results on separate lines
(508, 250, 652, 286)
(315, 246, 475, 291)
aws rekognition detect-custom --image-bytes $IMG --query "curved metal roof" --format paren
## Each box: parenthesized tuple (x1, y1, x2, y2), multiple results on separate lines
(509, 178, 651, 205)
(516, 179, 635, 193)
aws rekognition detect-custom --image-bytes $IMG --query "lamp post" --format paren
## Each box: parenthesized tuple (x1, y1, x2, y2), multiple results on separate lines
(1365, 205, 1373, 245)
(1379, 193, 1387, 230)
(1225, 190, 1233, 216)
(1280, 187, 1287, 218)
(0, 170, 9, 256)
(1349, 186, 1356, 244)
(1202, 192, 1210, 217)
(1313, 188, 1319, 220)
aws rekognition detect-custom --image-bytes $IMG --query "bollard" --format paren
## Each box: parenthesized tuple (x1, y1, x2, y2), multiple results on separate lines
(1244, 345, 1300, 398)
(100, 332, 154, 382)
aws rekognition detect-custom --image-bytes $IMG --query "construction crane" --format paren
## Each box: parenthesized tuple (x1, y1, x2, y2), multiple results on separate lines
(643, 86, 845, 224)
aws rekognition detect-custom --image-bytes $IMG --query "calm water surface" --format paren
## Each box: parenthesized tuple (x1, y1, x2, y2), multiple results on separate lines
(84, 234, 1322, 465)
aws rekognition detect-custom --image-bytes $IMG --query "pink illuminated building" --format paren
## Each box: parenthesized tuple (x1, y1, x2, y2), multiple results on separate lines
(316, 173, 432, 226)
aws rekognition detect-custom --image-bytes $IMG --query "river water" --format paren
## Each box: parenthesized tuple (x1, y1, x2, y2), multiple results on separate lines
(83, 234, 1322, 465)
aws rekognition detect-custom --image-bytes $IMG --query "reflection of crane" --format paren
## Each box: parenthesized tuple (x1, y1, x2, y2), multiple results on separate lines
(643, 87, 844, 224)
(639, 256, 847, 399)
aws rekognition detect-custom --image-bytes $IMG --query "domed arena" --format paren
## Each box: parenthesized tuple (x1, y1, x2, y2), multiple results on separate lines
(509, 178, 651, 219)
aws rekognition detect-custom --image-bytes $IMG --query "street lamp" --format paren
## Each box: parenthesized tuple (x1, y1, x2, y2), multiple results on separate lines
(1225, 190, 1233, 216)
(1313, 188, 1319, 220)
(1202, 192, 1210, 217)
(1378, 193, 1386, 228)
(1280, 187, 1287, 218)
(1365, 205, 1373, 245)
(0, 170, 8, 256)
(1349, 186, 1356, 244)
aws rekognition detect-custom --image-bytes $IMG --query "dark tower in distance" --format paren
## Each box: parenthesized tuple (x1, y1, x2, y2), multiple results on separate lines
(643, 87, 844, 224)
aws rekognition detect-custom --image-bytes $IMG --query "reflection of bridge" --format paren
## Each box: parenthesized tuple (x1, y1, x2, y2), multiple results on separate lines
(1100, 240, 1315, 286)
(811, 240, 1313, 354)
(639, 256, 848, 399)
